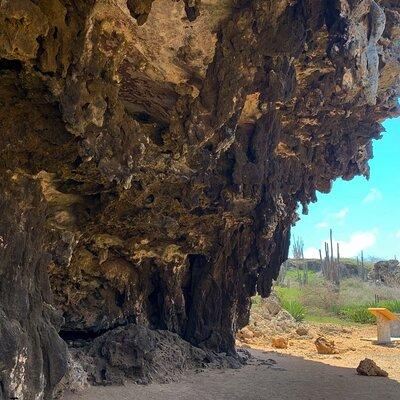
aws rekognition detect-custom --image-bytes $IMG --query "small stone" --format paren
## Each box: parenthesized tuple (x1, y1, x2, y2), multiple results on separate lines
(238, 327, 254, 340)
(252, 330, 263, 338)
(356, 359, 388, 377)
(296, 326, 308, 336)
(314, 337, 338, 354)
(272, 336, 288, 349)
(262, 295, 282, 316)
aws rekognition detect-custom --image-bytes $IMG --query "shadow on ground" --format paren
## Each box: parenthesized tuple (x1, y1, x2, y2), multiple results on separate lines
(64, 349, 400, 400)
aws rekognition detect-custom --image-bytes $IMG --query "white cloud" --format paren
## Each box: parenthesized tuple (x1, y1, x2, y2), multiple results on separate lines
(395, 230, 400, 239)
(316, 221, 328, 229)
(334, 230, 377, 257)
(363, 188, 383, 204)
(333, 208, 349, 220)
(304, 247, 320, 258)
(303, 229, 378, 259)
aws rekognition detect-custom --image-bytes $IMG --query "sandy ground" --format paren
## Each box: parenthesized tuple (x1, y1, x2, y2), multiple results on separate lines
(244, 323, 400, 382)
(65, 323, 400, 400)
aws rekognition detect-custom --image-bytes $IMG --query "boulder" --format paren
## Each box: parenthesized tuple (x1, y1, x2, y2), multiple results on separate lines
(69, 324, 245, 386)
(262, 294, 282, 317)
(272, 337, 289, 349)
(314, 337, 338, 354)
(296, 326, 309, 337)
(356, 359, 388, 377)
(237, 327, 255, 341)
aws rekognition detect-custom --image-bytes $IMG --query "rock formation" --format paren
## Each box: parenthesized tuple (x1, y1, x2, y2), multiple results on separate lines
(0, 0, 400, 398)
(371, 259, 400, 284)
(65, 324, 244, 388)
(314, 336, 338, 355)
(356, 358, 389, 377)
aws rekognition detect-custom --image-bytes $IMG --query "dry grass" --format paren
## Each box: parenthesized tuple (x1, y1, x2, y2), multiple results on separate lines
(338, 278, 400, 305)
(275, 273, 400, 323)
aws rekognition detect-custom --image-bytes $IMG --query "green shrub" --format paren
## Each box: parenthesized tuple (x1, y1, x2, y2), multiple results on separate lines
(340, 304, 376, 324)
(378, 300, 400, 313)
(340, 300, 400, 324)
(282, 300, 306, 322)
(275, 286, 301, 303)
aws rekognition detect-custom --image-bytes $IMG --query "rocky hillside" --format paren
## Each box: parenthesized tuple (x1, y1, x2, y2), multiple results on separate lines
(285, 258, 370, 278)
(1, 0, 400, 398)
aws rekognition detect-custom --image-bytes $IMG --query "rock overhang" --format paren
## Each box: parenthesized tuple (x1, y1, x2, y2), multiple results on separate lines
(0, 0, 400, 398)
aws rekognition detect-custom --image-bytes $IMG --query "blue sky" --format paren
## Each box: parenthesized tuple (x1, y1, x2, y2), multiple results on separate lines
(291, 116, 400, 260)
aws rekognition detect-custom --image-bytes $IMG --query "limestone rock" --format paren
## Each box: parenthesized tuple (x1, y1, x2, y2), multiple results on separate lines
(314, 337, 338, 355)
(262, 294, 283, 317)
(238, 327, 255, 341)
(69, 324, 244, 386)
(272, 337, 289, 349)
(296, 326, 309, 337)
(371, 260, 400, 284)
(0, 0, 400, 397)
(54, 353, 89, 398)
(356, 358, 388, 377)
(0, 174, 67, 400)
(249, 293, 298, 337)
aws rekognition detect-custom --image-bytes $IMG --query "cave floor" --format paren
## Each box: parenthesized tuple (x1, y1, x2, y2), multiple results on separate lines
(64, 347, 400, 400)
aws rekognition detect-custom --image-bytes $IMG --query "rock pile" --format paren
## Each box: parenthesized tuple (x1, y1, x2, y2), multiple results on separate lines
(238, 293, 312, 346)
(65, 324, 247, 388)
(247, 294, 299, 336)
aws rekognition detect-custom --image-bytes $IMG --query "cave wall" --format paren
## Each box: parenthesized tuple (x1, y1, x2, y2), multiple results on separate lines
(0, 173, 67, 399)
(0, 0, 400, 398)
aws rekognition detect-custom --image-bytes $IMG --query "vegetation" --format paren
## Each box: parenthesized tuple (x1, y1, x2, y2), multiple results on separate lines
(251, 294, 263, 309)
(340, 300, 400, 324)
(293, 232, 374, 285)
(292, 236, 304, 259)
(272, 264, 400, 325)
(339, 304, 376, 324)
(281, 299, 306, 322)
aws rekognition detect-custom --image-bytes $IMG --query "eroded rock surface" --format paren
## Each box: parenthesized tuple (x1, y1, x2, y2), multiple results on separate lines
(0, 174, 67, 399)
(0, 0, 400, 398)
(66, 324, 245, 388)
(315, 337, 338, 355)
(356, 358, 389, 377)
(371, 259, 400, 284)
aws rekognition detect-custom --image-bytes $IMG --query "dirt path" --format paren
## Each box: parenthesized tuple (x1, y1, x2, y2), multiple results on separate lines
(65, 345, 400, 400)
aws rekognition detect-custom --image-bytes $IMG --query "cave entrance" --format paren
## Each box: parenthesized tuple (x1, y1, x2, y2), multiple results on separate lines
(265, 114, 400, 329)
(240, 116, 400, 374)
(291, 115, 400, 265)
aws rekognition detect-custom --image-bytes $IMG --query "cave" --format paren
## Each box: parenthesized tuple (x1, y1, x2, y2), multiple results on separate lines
(0, 0, 400, 398)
